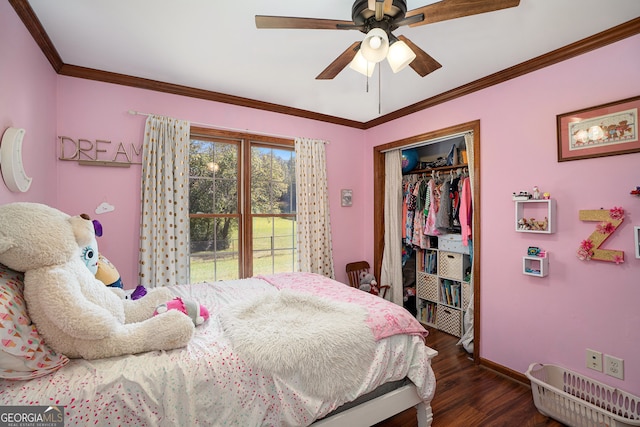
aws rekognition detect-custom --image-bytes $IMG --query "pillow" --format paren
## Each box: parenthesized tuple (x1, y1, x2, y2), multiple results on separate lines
(0, 264, 69, 380)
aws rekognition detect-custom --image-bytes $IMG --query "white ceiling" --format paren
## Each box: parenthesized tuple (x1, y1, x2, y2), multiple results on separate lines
(27, 0, 640, 123)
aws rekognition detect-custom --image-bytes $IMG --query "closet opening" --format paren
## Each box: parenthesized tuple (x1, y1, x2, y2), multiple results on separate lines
(372, 120, 481, 363)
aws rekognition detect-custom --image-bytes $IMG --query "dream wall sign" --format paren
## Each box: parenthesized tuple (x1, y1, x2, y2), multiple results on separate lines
(577, 207, 624, 264)
(58, 136, 142, 167)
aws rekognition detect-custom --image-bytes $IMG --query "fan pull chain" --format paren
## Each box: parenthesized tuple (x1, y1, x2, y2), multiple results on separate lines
(366, 63, 370, 93)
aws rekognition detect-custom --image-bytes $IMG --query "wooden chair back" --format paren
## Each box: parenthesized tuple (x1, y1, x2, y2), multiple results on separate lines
(345, 261, 371, 288)
(345, 261, 391, 298)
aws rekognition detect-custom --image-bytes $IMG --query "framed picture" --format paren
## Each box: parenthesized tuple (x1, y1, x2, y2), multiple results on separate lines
(557, 95, 640, 162)
(341, 189, 352, 207)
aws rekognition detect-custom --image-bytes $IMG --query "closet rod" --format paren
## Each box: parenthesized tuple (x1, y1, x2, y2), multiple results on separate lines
(127, 110, 327, 143)
(380, 130, 472, 153)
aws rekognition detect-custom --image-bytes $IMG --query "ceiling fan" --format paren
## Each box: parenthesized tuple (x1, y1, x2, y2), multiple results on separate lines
(256, 0, 520, 79)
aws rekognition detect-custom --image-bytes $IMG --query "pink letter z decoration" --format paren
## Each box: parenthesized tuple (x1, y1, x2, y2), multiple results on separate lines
(577, 207, 624, 264)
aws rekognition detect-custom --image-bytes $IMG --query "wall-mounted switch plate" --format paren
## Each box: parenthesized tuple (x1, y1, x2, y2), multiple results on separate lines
(604, 354, 624, 380)
(586, 349, 603, 371)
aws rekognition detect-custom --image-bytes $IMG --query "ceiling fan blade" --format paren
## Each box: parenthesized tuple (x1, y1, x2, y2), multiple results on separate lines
(316, 42, 361, 80)
(255, 15, 355, 30)
(393, 13, 425, 28)
(398, 35, 442, 77)
(406, 0, 520, 27)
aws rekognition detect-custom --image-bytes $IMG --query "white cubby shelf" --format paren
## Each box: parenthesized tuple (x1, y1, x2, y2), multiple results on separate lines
(515, 199, 556, 234)
(523, 254, 549, 277)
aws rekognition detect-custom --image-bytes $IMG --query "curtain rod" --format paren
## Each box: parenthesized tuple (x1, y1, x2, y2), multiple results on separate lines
(380, 131, 473, 153)
(128, 110, 317, 142)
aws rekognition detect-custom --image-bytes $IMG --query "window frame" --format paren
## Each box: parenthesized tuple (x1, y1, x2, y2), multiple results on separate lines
(189, 126, 295, 279)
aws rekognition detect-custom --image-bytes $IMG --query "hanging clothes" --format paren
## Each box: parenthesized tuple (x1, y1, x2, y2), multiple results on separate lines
(424, 179, 439, 236)
(412, 181, 430, 248)
(404, 182, 416, 245)
(403, 171, 470, 245)
(450, 175, 461, 232)
(402, 182, 409, 240)
(435, 179, 451, 232)
(460, 177, 473, 246)
(423, 179, 431, 219)
(411, 183, 423, 247)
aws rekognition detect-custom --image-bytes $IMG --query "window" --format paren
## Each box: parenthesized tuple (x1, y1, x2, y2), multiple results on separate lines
(188, 127, 296, 281)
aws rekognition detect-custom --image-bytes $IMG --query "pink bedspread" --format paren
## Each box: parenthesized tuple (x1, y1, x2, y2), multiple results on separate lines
(258, 272, 427, 341)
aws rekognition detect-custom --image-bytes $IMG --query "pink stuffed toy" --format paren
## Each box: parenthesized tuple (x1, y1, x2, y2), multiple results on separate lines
(154, 297, 210, 326)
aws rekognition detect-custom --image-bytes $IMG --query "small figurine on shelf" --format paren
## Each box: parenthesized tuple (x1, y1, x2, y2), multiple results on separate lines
(631, 187, 640, 196)
(533, 186, 540, 200)
(534, 217, 548, 231)
(527, 246, 541, 256)
(543, 192, 551, 200)
(518, 217, 548, 231)
(512, 191, 532, 201)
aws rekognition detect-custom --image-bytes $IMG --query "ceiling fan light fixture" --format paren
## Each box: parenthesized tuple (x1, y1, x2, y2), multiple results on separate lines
(360, 28, 389, 63)
(349, 50, 375, 77)
(387, 39, 416, 73)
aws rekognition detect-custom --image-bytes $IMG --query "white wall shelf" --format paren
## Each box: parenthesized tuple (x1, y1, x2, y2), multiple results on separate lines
(523, 254, 549, 277)
(515, 199, 556, 234)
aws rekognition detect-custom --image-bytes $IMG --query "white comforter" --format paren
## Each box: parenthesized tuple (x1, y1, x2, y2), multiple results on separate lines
(0, 276, 436, 426)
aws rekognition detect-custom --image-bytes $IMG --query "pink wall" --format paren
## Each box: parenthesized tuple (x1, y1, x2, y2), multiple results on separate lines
(365, 35, 640, 394)
(0, 1, 58, 206)
(55, 77, 367, 287)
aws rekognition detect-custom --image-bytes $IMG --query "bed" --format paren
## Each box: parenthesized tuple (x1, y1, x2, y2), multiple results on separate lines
(0, 266, 437, 426)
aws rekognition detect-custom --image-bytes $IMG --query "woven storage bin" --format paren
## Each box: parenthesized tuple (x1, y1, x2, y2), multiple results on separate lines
(416, 272, 438, 301)
(438, 234, 470, 254)
(435, 307, 461, 337)
(526, 363, 640, 427)
(438, 251, 463, 281)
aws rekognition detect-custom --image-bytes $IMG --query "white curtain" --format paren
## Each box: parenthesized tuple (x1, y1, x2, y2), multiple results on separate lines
(138, 115, 191, 287)
(294, 137, 335, 279)
(458, 132, 475, 352)
(380, 150, 403, 304)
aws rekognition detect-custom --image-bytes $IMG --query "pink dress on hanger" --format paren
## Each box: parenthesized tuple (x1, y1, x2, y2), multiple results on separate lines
(423, 179, 439, 236)
(460, 177, 472, 246)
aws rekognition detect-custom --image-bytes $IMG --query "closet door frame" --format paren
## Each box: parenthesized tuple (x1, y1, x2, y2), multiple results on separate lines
(373, 119, 481, 363)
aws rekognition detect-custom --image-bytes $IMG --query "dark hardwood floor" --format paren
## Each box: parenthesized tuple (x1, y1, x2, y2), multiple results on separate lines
(374, 329, 565, 427)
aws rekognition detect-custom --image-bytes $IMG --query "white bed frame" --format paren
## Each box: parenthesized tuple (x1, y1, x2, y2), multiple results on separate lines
(314, 346, 438, 427)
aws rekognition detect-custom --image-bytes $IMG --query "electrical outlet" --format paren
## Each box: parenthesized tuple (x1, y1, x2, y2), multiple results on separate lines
(586, 349, 603, 371)
(604, 354, 624, 380)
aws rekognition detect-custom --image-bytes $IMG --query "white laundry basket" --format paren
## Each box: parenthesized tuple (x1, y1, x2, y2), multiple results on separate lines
(526, 363, 640, 427)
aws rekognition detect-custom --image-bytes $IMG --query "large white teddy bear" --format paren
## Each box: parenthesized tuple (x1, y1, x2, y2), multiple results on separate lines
(0, 202, 195, 359)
